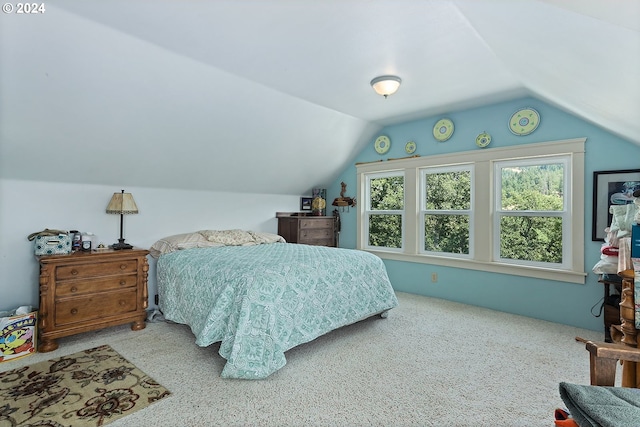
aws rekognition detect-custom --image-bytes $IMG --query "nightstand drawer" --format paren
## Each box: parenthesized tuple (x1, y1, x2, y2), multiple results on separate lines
(299, 218, 334, 229)
(55, 289, 138, 326)
(55, 275, 137, 297)
(56, 260, 138, 280)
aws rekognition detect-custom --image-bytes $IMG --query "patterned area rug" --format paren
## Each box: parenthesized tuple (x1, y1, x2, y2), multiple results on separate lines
(0, 344, 170, 426)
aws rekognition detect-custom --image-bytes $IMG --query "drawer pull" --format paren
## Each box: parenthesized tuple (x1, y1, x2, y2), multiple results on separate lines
(120, 264, 127, 270)
(70, 308, 78, 315)
(71, 269, 78, 276)
(71, 286, 78, 293)
(119, 300, 126, 306)
(119, 280, 127, 286)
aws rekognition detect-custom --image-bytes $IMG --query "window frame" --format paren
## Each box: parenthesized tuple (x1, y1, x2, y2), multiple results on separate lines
(419, 164, 474, 259)
(356, 138, 586, 284)
(493, 156, 571, 269)
(363, 170, 405, 252)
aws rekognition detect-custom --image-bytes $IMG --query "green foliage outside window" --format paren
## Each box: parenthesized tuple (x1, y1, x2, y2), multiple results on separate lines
(425, 171, 471, 210)
(500, 216, 562, 262)
(424, 214, 469, 253)
(424, 170, 471, 254)
(499, 164, 564, 263)
(424, 170, 471, 253)
(370, 176, 404, 210)
(368, 176, 403, 248)
(367, 163, 565, 263)
(369, 214, 402, 248)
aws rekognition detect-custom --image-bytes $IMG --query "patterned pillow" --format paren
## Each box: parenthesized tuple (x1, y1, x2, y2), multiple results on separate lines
(199, 229, 255, 246)
(149, 232, 212, 258)
(248, 231, 286, 244)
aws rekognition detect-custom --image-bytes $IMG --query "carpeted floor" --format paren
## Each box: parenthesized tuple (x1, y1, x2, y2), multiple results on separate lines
(0, 292, 605, 426)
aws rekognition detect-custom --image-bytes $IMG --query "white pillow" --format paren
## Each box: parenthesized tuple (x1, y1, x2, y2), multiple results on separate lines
(150, 230, 287, 257)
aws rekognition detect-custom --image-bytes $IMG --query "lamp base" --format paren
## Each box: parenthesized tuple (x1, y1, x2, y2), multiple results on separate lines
(111, 239, 133, 250)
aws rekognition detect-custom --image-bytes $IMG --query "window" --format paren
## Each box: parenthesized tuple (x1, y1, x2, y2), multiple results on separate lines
(421, 166, 473, 257)
(356, 138, 586, 283)
(494, 157, 569, 268)
(364, 172, 404, 251)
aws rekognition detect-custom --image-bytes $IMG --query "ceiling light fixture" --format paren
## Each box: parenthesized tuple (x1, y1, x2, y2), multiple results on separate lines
(370, 75, 401, 98)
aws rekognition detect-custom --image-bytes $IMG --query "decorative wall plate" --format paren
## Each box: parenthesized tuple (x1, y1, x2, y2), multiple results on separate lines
(475, 132, 491, 148)
(374, 135, 391, 154)
(405, 141, 417, 154)
(433, 118, 454, 142)
(509, 107, 540, 136)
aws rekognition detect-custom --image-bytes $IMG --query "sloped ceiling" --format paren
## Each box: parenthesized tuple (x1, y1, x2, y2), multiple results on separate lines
(1, 0, 638, 195)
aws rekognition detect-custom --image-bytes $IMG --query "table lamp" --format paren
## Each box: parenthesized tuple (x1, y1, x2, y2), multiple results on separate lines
(106, 189, 138, 250)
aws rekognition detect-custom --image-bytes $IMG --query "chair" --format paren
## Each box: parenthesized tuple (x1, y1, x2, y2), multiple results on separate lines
(555, 341, 640, 427)
(554, 268, 640, 426)
(585, 340, 640, 387)
(583, 269, 640, 388)
(554, 268, 640, 427)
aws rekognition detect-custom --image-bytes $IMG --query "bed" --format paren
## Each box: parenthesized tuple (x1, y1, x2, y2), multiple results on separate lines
(152, 230, 398, 379)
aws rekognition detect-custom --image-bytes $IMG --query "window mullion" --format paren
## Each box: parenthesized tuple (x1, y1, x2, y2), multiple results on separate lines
(475, 160, 491, 262)
(404, 167, 418, 254)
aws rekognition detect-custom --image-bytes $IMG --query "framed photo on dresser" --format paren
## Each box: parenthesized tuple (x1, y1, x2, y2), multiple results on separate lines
(300, 197, 313, 211)
(592, 168, 640, 241)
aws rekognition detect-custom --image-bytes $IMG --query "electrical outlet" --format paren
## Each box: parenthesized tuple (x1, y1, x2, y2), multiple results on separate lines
(431, 273, 438, 283)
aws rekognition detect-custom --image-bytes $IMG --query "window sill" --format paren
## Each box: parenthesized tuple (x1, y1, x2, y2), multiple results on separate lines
(366, 250, 587, 284)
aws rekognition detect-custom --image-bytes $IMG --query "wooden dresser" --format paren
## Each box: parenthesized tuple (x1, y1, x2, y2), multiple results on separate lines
(277, 213, 336, 247)
(37, 248, 149, 352)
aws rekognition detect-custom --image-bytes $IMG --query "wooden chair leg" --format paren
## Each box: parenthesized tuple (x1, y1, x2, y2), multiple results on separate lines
(589, 350, 618, 386)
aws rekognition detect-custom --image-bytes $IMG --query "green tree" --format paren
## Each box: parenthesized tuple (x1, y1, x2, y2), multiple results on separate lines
(367, 163, 564, 263)
(499, 164, 564, 263)
(369, 176, 403, 248)
(424, 171, 470, 253)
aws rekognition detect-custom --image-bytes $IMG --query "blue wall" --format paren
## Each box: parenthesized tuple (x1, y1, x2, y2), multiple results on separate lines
(329, 96, 640, 331)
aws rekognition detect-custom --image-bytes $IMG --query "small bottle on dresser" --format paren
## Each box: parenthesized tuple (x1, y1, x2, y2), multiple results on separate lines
(70, 230, 81, 252)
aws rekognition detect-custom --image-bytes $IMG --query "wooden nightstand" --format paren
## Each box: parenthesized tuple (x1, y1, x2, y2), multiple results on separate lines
(37, 248, 149, 352)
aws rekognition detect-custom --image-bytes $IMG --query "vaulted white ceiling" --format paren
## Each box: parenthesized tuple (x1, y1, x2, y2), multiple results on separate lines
(1, 0, 638, 195)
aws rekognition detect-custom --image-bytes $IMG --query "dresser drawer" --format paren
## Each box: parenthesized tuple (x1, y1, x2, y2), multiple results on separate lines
(55, 274, 137, 297)
(56, 260, 138, 280)
(300, 228, 333, 241)
(299, 218, 334, 230)
(301, 239, 334, 247)
(276, 215, 336, 248)
(55, 289, 138, 326)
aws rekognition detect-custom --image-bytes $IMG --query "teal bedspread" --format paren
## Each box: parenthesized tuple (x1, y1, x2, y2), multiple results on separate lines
(157, 243, 398, 379)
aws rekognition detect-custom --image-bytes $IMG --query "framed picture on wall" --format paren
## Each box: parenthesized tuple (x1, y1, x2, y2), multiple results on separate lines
(300, 197, 313, 211)
(592, 169, 640, 241)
